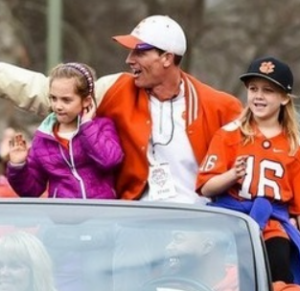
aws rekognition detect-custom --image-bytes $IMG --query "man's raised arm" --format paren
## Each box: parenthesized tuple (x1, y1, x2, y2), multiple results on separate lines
(0, 62, 50, 116)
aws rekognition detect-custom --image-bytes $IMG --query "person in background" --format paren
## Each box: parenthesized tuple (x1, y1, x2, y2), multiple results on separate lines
(0, 127, 18, 198)
(0, 15, 242, 204)
(161, 229, 300, 291)
(0, 231, 56, 291)
(197, 56, 300, 284)
(7, 62, 124, 199)
(163, 229, 238, 291)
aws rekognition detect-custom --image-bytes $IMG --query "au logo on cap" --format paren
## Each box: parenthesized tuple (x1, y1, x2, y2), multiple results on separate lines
(259, 61, 275, 74)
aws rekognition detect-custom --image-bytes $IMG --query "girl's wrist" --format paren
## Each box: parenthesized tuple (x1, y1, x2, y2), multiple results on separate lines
(81, 118, 92, 125)
(8, 161, 26, 167)
(228, 168, 239, 181)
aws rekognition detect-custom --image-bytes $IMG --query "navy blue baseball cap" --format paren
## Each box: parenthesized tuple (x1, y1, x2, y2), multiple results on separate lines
(240, 56, 293, 93)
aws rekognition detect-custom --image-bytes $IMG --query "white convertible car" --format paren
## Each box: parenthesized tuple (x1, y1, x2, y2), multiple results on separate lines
(0, 199, 272, 291)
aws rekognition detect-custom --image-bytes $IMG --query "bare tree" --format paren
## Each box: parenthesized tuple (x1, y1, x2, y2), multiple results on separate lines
(0, 0, 42, 137)
(193, 0, 300, 103)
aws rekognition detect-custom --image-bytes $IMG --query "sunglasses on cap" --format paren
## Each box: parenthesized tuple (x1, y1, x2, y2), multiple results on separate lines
(135, 43, 157, 51)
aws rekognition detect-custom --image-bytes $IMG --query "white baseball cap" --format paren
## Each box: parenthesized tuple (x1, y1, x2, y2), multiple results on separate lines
(112, 15, 187, 56)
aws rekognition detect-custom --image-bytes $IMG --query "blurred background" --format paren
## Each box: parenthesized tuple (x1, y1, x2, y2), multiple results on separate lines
(0, 0, 300, 138)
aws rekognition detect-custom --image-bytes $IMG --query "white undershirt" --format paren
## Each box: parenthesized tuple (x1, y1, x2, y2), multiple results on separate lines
(57, 131, 76, 140)
(141, 84, 209, 205)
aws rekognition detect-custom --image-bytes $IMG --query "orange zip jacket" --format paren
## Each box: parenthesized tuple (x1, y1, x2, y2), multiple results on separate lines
(96, 71, 242, 200)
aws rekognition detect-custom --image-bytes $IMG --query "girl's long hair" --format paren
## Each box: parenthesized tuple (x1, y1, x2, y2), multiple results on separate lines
(0, 231, 56, 291)
(239, 93, 300, 155)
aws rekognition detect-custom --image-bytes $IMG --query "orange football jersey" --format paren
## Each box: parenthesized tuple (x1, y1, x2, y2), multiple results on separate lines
(197, 121, 300, 215)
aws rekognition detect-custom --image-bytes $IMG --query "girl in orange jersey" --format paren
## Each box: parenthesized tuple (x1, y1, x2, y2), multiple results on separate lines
(197, 56, 300, 284)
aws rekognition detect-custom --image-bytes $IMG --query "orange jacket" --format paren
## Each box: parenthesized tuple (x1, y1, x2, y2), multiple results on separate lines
(214, 265, 238, 291)
(0, 175, 18, 198)
(273, 281, 300, 291)
(97, 72, 242, 200)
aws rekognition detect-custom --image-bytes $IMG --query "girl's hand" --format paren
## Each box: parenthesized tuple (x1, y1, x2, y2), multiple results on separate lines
(289, 217, 298, 229)
(81, 97, 96, 123)
(8, 133, 28, 164)
(232, 155, 248, 180)
(290, 216, 300, 230)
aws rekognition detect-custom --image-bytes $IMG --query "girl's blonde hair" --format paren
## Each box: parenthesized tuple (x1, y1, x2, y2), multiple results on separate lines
(239, 93, 300, 155)
(49, 62, 97, 104)
(0, 231, 56, 291)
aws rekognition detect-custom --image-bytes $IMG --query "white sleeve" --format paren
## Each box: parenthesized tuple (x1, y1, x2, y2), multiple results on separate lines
(94, 72, 123, 106)
(0, 62, 50, 116)
(0, 63, 124, 114)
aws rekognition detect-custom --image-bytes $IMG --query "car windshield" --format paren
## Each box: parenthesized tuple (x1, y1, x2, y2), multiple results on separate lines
(0, 200, 261, 291)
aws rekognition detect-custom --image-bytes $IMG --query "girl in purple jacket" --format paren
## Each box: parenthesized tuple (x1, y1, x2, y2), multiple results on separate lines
(7, 63, 124, 199)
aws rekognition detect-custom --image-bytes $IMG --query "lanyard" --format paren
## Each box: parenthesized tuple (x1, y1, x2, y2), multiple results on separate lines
(151, 98, 175, 159)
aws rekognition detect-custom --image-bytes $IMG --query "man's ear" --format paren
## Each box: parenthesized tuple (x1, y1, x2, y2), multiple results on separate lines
(202, 238, 215, 255)
(162, 53, 174, 68)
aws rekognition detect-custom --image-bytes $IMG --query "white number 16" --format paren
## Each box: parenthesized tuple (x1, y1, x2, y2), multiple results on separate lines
(239, 156, 283, 200)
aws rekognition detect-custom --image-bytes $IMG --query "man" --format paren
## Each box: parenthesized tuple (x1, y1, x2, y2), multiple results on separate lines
(0, 15, 242, 203)
(162, 229, 238, 291)
(155, 230, 300, 291)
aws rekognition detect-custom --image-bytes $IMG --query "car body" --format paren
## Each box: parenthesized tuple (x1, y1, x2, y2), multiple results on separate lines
(0, 198, 272, 291)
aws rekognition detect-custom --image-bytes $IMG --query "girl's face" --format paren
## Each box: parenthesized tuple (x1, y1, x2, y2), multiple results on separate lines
(246, 78, 289, 124)
(49, 77, 91, 129)
(0, 259, 30, 291)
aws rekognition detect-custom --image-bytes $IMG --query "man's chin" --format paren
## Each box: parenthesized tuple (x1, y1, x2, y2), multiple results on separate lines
(133, 79, 144, 88)
(166, 255, 199, 274)
(166, 257, 185, 274)
(132, 77, 150, 89)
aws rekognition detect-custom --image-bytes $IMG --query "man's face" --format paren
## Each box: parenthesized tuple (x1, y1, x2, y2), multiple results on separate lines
(165, 231, 210, 273)
(125, 48, 168, 89)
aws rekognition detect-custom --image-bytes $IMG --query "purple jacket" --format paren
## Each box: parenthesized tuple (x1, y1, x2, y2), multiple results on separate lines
(7, 113, 124, 199)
